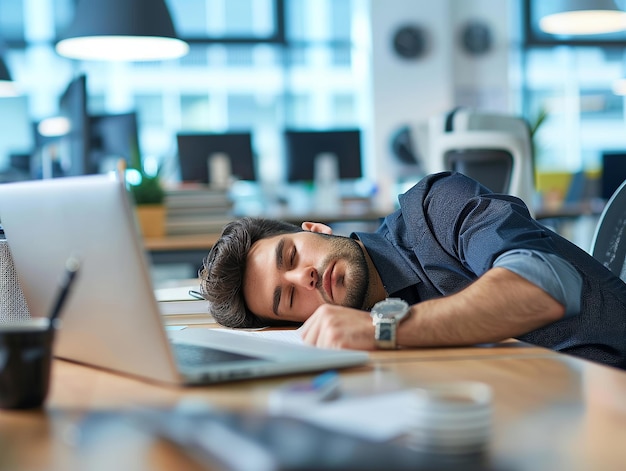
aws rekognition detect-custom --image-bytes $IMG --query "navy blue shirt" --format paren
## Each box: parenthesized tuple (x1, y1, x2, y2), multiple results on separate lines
(353, 172, 626, 369)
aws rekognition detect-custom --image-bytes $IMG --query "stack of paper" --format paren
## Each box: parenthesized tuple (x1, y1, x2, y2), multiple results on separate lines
(165, 186, 234, 235)
(155, 284, 214, 325)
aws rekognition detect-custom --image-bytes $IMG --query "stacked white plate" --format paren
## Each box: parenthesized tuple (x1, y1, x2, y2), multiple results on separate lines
(406, 381, 493, 457)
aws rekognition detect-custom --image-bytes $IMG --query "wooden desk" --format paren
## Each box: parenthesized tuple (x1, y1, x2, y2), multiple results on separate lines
(1, 345, 625, 471)
(144, 234, 219, 274)
(144, 233, 221, 252)
(143, 210, 387, 270)
(535, 201, 604, 221)
(373, 339, 552, 362)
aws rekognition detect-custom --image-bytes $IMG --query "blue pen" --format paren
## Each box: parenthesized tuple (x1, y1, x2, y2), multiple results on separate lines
(310, 370, 341, 399)
(268, 371, 341, 413)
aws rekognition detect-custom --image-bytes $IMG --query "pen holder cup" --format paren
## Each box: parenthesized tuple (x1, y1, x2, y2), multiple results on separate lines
(0, 318, 54, 409)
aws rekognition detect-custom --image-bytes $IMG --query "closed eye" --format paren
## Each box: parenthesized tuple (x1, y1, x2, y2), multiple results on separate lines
(289, 246, 297, 267)
(289, 247, 296, 307)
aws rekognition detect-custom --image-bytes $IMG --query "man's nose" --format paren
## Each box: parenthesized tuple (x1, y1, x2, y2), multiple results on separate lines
(285, 266, 318, 290)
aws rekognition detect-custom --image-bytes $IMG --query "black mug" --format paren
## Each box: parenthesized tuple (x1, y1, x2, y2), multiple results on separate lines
(0, 318, 54, 409)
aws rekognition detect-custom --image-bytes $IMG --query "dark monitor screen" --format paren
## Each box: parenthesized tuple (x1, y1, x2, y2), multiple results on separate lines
(284, 129, 363, 182)
(444, 149, 513, 194)
(58, 74, 92, 175)
(601, 152, 626, 201)
(176, 132, 256, 183)
(90, 112, 139, 171)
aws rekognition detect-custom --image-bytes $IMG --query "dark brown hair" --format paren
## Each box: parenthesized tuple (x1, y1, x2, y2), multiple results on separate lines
(199, 217, 302, 328)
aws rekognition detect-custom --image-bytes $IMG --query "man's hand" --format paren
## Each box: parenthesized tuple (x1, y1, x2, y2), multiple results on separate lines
(300, 304, 376, 350)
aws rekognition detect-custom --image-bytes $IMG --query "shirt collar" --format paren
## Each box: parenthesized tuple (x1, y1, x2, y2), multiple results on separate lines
(351, 228, 421, 297)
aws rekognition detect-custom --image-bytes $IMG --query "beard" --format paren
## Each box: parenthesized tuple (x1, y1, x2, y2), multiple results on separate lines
(313, 232, 369, 310)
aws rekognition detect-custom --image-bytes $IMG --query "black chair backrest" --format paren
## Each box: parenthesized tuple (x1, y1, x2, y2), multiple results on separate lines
(590, 179, 626, 281)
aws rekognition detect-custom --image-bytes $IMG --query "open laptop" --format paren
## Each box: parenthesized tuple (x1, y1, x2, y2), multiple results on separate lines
(0, 174, 368, 385)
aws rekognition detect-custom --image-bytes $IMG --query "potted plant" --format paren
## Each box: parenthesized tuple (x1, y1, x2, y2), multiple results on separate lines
(127, 143, 167, 238)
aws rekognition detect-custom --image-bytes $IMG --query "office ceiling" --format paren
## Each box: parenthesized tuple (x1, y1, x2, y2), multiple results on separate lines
(0, 0, 279, 49)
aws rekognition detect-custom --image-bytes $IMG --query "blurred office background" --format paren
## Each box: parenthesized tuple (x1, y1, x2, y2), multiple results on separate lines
(1, 0, 626, 250)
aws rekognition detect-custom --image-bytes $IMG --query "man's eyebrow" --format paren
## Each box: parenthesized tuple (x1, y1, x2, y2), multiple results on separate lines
(275, 237, 285, 270)
(272, 238, 286, 317)
(272, 286, 281, 317)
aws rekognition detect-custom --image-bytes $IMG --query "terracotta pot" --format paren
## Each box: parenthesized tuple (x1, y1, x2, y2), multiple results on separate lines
(135, 204, 166, 238)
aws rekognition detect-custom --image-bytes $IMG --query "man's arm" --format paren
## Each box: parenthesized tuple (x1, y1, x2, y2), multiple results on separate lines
(396, 267, 564, 347)
(300, 267, 565, 350)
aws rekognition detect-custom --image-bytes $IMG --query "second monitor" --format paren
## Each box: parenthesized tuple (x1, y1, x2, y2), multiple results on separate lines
(90, 112, 140, 173)
(176, 132, 256, 185)
(285, 129, 363, 182)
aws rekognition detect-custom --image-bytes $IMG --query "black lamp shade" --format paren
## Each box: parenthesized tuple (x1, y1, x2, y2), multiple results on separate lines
(0, 53, 18, 96)
(55, 0, 188, 61)
(58, 0, 177, 40)
(0, 57, 12, 82)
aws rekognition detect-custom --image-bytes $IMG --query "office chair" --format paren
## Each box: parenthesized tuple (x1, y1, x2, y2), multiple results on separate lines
(426, 108, 536, 212)
(590, 179, 626, 282)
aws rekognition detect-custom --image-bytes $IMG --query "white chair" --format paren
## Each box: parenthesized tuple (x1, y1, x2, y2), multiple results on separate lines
(590, 179, 626, 282)
(426, 108, 536, 213)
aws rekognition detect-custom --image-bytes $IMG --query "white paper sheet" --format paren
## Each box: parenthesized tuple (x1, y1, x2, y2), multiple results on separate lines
(278, 390, 416, 441)
(222, 327, 305, 345)
(155, 285, 200, 302)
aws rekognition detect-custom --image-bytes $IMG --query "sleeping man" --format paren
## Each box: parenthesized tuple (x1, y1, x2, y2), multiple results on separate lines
(200, 172, 626, 370)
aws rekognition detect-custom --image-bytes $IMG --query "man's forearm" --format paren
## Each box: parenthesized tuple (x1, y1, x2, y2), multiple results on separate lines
(397, 267, 565, 347)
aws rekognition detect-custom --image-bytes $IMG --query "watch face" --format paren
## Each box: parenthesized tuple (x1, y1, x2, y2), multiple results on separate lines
(372, 298, 409, 318)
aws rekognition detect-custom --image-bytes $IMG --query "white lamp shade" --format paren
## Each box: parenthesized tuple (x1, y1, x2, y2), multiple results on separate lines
(612, 78, 626, 95)
(538, 0, 626, 35)
(0, 82, 18, 97)
(55, 0, 189, 61)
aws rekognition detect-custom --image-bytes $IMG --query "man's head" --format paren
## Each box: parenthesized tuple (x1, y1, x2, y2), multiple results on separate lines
(199, 217, 370, 328)
(199, 217, 302, 328)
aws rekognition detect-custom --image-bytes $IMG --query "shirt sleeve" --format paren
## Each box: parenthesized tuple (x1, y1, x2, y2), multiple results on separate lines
(405, 173, 567, 275)
(492, 249, 582, 317)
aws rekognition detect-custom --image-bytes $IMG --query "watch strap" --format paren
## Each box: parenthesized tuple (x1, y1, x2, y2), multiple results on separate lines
(373, 317, 398, 349)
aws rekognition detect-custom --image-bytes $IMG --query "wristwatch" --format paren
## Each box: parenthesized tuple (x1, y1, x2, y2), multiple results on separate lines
(370, 298, 410, 349)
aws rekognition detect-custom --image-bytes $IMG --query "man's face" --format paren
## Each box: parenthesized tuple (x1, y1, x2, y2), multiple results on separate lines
(243, 231, 369, 323)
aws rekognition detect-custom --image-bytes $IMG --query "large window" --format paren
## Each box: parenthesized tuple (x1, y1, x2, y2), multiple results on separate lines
(522, 0, 626, 175)
(1, 0, 372, 186)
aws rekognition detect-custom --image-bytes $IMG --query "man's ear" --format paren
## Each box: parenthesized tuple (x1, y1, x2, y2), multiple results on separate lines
(301, 221, 333, 234)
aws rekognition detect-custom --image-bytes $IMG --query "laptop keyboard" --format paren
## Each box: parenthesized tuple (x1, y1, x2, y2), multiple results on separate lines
(172, 343, 260, 368)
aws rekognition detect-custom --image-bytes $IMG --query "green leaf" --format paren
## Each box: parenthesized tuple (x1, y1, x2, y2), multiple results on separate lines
(127, 138, 165, 205)
(129, 173, 165, 205)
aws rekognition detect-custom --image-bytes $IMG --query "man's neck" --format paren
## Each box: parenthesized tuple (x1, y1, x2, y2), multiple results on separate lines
(357, 241, 387, 310)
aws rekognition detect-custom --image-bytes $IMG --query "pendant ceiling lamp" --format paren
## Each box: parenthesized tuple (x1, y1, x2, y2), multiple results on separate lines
(539, 0, 626, 35)
(612, 78, 626, 95)
(55, 0, 189, 61)
(0, 54, 18, 97)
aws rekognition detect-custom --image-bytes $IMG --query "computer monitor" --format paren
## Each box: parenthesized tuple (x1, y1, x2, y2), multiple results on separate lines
(444, 149, 513, 194)
(58, 74, 92, 175)
(90, 112, 140, 172)
(284, 129, 363, 182)
(176, 132, 256, 184)
(601, 152, 626, 201)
